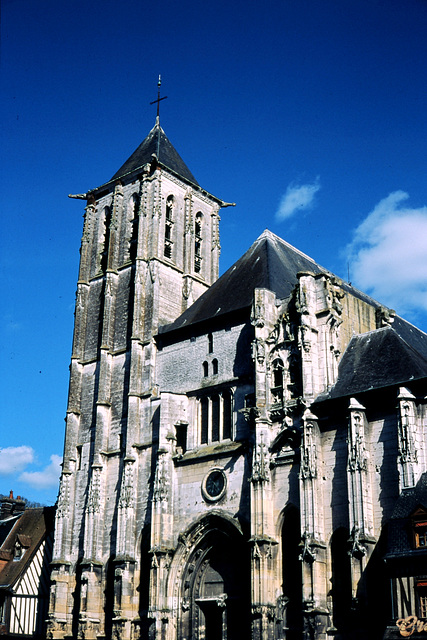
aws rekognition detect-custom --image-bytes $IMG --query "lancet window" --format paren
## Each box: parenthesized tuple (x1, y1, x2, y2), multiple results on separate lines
(271, 358, 285, 404)
(127, 194, 139, 262)
(97, 206, 111, 274)
(199, 390, 233, 445)
(164, 195, 174, 259)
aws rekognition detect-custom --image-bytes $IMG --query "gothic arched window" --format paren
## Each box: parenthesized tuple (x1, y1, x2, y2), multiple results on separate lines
(164, 195, 174, 259)
(122, 194, 139, 263)
(271, 358, 284, 404)
(97, 206, 111, 274)
(202, 361, 209, 377)
(222, 390, 232, 440)
(201, 397, 209, 444)
(212, 358, 218, 375)
(211, 394, 220, 442)
(330, 528, 352, 633)
(198, 391, 234, 445)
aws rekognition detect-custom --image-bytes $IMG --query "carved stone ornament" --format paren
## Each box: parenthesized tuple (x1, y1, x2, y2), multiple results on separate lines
(153, 453, 169, 503)
(57, 472, 71, 517)
(251, 297, 265, 327)
(148, 259, 158, 283)
(182, 278, 193, 301)
(86, 468, 101, 514)
(82, 203, 95, 243)
(216, 593, 227, 608)
(119, 462, 135, 509)
(398, 397, 418, 464)
(181, 598, 190, 612)
(349, 525, 367, 559)
(251, 604, 276, 620)
(325, 276, 345, 315)
(299, 532, 317, 564)
(376, 305, 396, 327)
(251, 440, 270, 483)
(348, 408, 367, 472)
(251, 339, 265, 366)
(301, 420, 317, 480)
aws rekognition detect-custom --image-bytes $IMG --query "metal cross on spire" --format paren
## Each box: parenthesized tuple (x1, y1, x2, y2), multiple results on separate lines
(150, 75, 168, 121)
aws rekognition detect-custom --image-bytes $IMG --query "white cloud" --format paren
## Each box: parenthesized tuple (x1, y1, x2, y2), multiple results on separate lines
(276, 178, 321, 221)
(0, 446, 34, 475)
(347, 191, 427, 315)
(19, 454, 62, 490)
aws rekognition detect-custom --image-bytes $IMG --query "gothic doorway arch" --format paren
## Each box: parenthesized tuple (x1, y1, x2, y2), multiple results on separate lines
(178, 517, 250, 640)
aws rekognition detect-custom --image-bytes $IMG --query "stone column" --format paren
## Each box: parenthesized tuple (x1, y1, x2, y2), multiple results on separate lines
(299, 410, 329, 640)
(346, 398, 375, 612)
(149, 415, 175, 639)
(397, 387, 420, 490)
(210, 206, 220, 284)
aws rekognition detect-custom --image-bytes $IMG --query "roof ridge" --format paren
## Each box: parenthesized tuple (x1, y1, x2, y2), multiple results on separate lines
(257, 229, 326, 269)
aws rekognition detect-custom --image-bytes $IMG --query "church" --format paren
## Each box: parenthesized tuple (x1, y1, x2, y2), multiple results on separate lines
(47, 112, 427, 640)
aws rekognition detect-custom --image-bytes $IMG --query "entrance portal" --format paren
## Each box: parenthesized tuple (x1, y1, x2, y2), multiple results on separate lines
(180, 526, 249, 640)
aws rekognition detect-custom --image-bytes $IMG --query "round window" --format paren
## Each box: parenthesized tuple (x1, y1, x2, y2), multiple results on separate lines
(202, 469, 227, 502)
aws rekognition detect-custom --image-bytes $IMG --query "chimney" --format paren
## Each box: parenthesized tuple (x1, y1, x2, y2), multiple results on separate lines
(0, 491, 26, 519)
(14, 495, 26, 514)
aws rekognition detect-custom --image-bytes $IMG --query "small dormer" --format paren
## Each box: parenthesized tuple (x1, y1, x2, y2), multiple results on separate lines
(411, 506, 427, 549)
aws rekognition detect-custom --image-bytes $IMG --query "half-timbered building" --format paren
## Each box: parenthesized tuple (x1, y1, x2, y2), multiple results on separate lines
(0, 494, 54, 638)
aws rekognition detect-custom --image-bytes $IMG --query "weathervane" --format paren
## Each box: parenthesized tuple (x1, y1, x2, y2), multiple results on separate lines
(150, 74, 168, 121)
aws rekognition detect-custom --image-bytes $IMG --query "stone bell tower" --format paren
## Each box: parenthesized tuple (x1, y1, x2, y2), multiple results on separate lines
(48, 114, 229, 639)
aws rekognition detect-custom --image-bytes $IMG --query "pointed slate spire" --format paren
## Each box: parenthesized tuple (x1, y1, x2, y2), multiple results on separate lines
(110, 122, 199, 185)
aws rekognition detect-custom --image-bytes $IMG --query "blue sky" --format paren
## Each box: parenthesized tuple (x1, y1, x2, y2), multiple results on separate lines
(2, 0, 427, 504)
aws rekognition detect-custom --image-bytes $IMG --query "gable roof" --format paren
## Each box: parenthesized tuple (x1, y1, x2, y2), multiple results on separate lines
(110, 121, 199, 185)
(159, 229, 383, 336)
(316, 319, 427, 402)
(159, 230, 326, 335)
(0, 507, 54, 589)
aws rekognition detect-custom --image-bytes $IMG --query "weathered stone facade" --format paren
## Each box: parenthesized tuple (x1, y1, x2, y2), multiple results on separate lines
(48, 120, 427, 639)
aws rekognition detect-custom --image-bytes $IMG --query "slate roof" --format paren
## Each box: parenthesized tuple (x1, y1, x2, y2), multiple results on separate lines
(0, 507, 54, 589)
(316, 319, 427, 402)
(110, 121, 199, 185)
(160, 230, 326, 334)
(160, 229, 386, 336)
(386, 472, 427, 558)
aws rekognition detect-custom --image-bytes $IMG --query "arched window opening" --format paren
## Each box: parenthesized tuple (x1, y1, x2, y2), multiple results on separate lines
(164, 195, 174, 259)
(201, 397, 209, 445)
(175, 422, 188, 454)
(128, 195, 139, 262)
(272, 358, 284, 404)
(208, 333, 213, 353)
(222, 390, 232, 440)
(203, 361, 209, 377)
(331, 528, 352, 634)
(194, 212, 203, 273)
(281, 506, 303, 639)
(211, 395, 220, 442)
(212, 358, 218, 375)
(197, 390, 234, 446)
(98, 206, 111, 274)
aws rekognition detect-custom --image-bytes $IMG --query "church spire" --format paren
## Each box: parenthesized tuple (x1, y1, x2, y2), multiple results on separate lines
(150, 75, 168, 157)
(150, 75, 168, 124)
